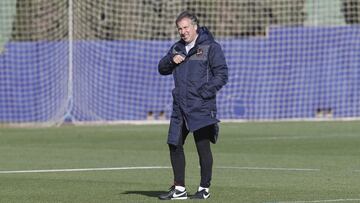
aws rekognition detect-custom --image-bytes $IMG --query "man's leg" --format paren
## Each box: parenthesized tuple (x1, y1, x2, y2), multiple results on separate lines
(159, 122, 189, 200)
(169, 121, 189, 186)
(189, 125, 214, 199)
(169, 143, 185, 186)
(193, 125, 213, 188)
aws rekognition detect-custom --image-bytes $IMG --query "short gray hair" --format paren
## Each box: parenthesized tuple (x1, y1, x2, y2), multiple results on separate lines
(175, 11, 199, 27)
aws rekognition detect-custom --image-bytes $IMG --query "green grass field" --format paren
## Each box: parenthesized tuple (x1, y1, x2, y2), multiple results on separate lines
(0, 121, 359, 203)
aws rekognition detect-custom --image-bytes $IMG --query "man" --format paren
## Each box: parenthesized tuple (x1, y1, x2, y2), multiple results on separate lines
(158, 11, 228, 200)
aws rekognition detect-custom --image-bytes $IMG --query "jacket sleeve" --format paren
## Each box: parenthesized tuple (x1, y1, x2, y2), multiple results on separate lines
(158, 47, 177, 75)
(198, 43, 228, 99)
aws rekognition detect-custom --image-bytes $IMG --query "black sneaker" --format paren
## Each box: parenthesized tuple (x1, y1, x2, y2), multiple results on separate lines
(190, 189, 210, 199)
(158, 185, 188, 200)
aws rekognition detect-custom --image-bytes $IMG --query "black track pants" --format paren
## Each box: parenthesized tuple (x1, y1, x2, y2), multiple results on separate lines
(169, 124, 214, 188)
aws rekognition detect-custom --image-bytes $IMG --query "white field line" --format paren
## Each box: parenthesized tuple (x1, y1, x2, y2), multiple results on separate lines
(216, 166, 320, 172)
(0, 166, 321, 174)
(242, 134, 359, 141)
(272, 199, 360, 203)
(0, 166, 171, 174)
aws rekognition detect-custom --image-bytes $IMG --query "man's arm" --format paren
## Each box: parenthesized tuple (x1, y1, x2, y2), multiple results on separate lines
(158, 50, 177, 75)
(198, 43, 228, 99)
(158, 45, 185, 75)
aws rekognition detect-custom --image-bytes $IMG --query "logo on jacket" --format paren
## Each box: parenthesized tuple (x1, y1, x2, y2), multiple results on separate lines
(196, 48, 203, 56)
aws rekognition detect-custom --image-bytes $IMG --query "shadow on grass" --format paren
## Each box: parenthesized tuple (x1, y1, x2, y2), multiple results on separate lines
(122, 190, 164, 198)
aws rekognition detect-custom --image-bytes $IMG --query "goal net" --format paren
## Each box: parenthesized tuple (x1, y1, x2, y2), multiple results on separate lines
(0, 0, 359, 126)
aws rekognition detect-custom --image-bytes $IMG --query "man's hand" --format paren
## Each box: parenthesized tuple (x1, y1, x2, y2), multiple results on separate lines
(173, 54, 185, 64)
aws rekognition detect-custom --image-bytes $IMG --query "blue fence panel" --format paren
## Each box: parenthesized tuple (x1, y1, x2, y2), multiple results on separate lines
(0, 27, 359, 122)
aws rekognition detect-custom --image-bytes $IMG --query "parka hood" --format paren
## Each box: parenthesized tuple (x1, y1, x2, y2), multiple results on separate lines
(195, 26, 215, 45)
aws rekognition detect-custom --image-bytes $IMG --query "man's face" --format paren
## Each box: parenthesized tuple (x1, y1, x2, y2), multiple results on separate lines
(177, 18, 198, 44)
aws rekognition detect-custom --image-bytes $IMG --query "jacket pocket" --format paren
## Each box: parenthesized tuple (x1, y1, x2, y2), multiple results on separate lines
(197, 83, 216, 99)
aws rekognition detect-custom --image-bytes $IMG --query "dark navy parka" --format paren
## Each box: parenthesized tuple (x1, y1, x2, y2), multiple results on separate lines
(158, 27, 228, 146)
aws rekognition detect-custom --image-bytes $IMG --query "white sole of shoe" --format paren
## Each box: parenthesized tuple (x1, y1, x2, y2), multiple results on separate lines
(171, 197, 188, 200)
